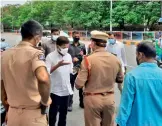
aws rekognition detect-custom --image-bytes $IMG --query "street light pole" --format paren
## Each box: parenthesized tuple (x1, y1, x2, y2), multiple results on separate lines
(12, 17, 14, 31)
(110, 0, 112, 31)
(160, 1, 162, 18)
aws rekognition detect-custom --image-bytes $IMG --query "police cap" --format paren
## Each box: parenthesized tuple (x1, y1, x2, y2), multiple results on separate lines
(91, 30, 109, 42)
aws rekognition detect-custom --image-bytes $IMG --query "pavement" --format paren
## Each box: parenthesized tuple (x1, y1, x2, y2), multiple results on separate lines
(1, 33, 137, 126)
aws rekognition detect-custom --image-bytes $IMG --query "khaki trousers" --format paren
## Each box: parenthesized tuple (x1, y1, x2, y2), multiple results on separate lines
(7, 107, 48, 126)
(84, 94, 115, 126)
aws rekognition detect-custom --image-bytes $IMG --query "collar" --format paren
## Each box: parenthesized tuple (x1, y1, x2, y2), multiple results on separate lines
(139, 62, 158, 68)
(18, 41, 34, 47)
(72, 42, 80, 47)
(94, 48, 106, 53)
(50, 39, 56, 43)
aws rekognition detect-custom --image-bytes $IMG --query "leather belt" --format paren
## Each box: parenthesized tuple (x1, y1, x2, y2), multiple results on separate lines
(83, 92, 114, 96)
(10, 105, 40, 110)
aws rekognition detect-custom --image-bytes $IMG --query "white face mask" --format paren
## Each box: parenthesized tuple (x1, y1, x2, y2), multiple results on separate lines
(52, 35, 59, 41)
(59, 48, 68, 55)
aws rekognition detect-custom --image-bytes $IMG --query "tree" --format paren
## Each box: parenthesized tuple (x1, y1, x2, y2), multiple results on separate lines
(1, 1, 161, 30)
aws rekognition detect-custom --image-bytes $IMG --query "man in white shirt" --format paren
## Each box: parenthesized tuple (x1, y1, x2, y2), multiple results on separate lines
(46, 36, 73, 126)
(105, 32, 127, 73)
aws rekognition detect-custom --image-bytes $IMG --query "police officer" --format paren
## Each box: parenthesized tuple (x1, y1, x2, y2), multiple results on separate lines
(75, 31, 124, 126)
(1, 20, 51, 126)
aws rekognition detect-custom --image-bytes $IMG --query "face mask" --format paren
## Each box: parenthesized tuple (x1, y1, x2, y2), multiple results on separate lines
(59, 48, 68, 55)
(108, 39, 116, 45)
(52, 35, 59, 41)
(73, 37, 80, 42)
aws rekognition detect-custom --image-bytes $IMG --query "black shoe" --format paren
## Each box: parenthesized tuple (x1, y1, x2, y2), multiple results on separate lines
(68, 106, 73, 112)
(79, 103, 84, 108)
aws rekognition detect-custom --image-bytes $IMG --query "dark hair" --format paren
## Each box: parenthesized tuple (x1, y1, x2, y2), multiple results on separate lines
(107, 32, 115, 36)
(137, 42, 156, 58)
(51, 28, 60, 34)
(72, 31, 79, 35)
(91, 38, 107, 47)
(21, 20, 43, 40)
(56, 36, 69, 46)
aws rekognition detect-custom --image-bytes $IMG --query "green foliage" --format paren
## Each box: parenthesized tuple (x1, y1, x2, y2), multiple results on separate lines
(1, 1, 161, 29)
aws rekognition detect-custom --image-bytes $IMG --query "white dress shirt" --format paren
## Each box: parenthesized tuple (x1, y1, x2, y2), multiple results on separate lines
(105, 40, 127, 72)
(46, 50, 73, 96)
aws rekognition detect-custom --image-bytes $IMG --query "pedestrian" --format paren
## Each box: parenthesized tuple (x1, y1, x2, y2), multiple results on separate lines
(116, 42, 162, 126)
(42, 28, 60, 57)
(155, 35, 162, 61)
(46, 36, 73, 126)
(68, 31, 86, 111)
(75, 30, 124, 126)
(1, 20, 51, 126)
(105, 32, 127, 74)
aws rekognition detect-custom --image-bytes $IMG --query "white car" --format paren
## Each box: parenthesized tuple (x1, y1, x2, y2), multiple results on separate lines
(42, 30, 74, 43)
(42, 30, 51, 38)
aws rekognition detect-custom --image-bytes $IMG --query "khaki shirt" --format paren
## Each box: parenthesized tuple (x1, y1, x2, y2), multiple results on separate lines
(1, 41, 46, 108)
(75, 48, 123, 93)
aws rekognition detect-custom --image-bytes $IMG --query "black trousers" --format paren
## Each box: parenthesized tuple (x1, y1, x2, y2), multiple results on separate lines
(49, 93, 69, 126)
(68, 74, 83, 107)
(1, 111, 6, 125)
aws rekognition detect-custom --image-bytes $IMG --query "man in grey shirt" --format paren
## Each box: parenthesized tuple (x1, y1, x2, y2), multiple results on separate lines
(42, 28, 60, 57)
(68, 31, 86, 111)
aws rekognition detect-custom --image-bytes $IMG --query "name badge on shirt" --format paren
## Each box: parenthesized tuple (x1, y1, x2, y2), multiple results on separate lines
(38, 54, 45, 61)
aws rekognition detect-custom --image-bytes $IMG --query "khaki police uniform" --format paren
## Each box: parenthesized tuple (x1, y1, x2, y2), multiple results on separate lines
(1, 41, 49, 126)
(75, 31, 124, 126)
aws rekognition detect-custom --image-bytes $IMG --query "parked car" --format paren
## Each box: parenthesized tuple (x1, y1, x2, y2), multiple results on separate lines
(0, 38, 11, 51)
(42, 30, 74, 43)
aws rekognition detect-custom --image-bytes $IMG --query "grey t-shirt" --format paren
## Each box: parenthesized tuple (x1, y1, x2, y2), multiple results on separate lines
(41, 39, 56, 57)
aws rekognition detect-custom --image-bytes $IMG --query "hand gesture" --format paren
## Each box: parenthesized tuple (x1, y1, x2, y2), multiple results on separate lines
(80, 51, 84, 56)
(58, 60, 71, 66)
(73, 57, 79, 62)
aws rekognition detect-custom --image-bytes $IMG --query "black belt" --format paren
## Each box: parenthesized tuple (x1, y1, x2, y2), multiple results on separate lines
(83, 92, 114, 96)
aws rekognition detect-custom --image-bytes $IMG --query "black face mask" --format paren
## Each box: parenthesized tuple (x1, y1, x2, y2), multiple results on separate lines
(73, 37, 80, 42)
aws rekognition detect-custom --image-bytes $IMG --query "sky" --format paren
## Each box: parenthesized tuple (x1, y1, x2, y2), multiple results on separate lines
(1, 0, 27, 7)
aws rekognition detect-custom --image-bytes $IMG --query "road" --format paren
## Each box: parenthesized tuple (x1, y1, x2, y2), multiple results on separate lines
(1, 33, 137, 126)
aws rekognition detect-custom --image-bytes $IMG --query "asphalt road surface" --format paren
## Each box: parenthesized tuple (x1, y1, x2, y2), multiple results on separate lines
(1, 33, 137, 126)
